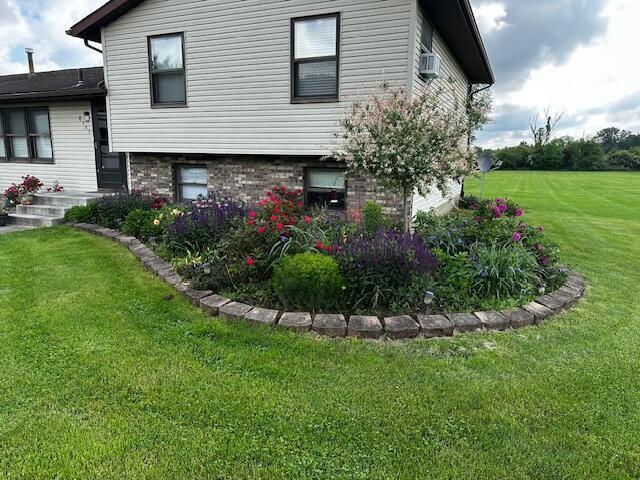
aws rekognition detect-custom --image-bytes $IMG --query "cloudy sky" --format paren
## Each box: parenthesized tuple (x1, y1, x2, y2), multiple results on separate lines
(1, 0, 638, 148)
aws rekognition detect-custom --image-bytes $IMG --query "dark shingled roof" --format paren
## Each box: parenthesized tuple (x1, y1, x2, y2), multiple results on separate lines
(67, 0, 494, 85)
(0, 67, 106, 103)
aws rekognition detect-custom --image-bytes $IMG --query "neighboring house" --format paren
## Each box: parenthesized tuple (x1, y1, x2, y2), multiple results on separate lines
(66, 0, 493, 220)
(0, 64, 126, 192)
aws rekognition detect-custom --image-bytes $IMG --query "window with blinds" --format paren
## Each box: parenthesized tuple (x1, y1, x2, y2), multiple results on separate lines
(0, 107, 53, 163)
(291, 14, 340, 102)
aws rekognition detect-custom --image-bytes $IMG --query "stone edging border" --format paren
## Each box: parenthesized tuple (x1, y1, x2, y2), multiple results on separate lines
(71, 223, 587, 340)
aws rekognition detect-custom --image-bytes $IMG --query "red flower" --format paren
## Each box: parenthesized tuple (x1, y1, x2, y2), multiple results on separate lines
(316, 242, 324, 250)
(305, 216, 312, 224)
(324, 245, 332, 252)
(270, 215, 278, 222)
(248, 219, 256, 226)
(246, 257, 255, 266)
(257, 226, 266, 234)
(248, 210, 257, 219)
(276, 222, 284, 231)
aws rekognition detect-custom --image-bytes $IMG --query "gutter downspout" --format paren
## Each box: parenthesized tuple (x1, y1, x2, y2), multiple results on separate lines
(83, 39, 103, 54)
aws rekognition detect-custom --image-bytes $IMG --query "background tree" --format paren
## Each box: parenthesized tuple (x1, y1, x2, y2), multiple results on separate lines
(331, 81, 491, 231)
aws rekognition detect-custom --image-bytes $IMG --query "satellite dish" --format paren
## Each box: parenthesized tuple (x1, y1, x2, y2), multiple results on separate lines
(478, 154, 493, 173)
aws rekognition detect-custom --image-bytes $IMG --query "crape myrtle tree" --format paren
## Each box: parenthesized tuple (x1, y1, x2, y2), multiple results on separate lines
(331, 80, 491, 232)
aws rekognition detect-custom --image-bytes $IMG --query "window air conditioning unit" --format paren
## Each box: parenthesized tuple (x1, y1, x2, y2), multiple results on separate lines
(419, 52, 441, 78)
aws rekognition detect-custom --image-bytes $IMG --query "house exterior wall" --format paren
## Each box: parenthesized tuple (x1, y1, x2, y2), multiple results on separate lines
(129, 153, 405, 220)
(409, 0, 470, 217)
(101, 0, 412, 156)
(0, 101, 98, 192)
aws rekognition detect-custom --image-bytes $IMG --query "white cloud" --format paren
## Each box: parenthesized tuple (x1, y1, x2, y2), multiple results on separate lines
(482, 0, 640, 146)
(473, 2, 509, 34)
(0, 0, 104, 75)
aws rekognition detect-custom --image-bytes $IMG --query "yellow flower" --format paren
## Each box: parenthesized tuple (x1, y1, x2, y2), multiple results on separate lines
(153, 219, 160, 226)
(172, 208, 181, 216)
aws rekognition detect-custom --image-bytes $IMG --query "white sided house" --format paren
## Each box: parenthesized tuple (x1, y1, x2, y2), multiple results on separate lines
(65, 0, 493, 221)
(0, 65, 126, 193)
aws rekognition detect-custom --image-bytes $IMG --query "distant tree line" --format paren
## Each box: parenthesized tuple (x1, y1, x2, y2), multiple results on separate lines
(483, 127, 640, 171)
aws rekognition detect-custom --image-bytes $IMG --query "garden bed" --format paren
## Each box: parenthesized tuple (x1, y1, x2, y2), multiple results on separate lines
(70, 222, 585, 339)
(62, 186, 583, 340)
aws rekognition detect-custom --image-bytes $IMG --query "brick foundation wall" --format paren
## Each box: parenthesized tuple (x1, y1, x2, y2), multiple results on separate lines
(129, 153, 406, 222)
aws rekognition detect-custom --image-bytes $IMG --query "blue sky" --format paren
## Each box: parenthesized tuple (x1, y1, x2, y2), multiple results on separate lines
(1, 0, 638, 148)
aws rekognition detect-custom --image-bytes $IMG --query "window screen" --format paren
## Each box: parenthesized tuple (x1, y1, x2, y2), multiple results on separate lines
(149, 33, 186, 106)
(292, 14, 339, 101)
(177, 165, 208, 201)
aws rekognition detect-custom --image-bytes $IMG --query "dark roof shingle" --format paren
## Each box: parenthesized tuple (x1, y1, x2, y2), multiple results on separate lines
(0, 67, 105, 102)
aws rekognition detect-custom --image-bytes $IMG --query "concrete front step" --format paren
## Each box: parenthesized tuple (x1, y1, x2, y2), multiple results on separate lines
(34, 192, 98, 207)
(16, 204, 69, 217)
(8, 213, 65, 227)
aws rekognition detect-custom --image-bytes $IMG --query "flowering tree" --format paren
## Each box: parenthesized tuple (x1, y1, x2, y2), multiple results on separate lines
(331, 80, 491, 231)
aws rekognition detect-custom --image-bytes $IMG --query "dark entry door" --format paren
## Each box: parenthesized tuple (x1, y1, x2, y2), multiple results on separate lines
(92, 99, 127, 190)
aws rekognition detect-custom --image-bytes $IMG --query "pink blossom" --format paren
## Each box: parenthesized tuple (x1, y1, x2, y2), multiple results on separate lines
(495, 198, 504, 204)
(512, 232, 522, 242)
(305, 215, 312, 224)
(535, 243, 543, 251)
(515, 208, 524, 217)
(248, 211, 257, 219)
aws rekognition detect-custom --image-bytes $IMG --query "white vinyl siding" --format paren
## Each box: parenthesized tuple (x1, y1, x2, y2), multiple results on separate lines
(0, 101, 97, 192)
(101, 0, 412, 156)
(409, 1, 470, 216)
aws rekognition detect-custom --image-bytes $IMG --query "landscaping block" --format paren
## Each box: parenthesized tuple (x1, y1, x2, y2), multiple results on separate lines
(522, 301, 553, 323)
(244, 307, 280, 326)
(181, 288, 213, 306)
(163, 274, 182, 286)
(200, 295, 231, 315)
(174, 282, 190, 293)
(347, 316, 383, 339)
(559, 285, 582, 299)
(416, 314, 453, 338)
(383, 315, 419, 339)
(219, 302, 253, 321)
(501, 308, 535, 328)
(550, 290, 577, 309)
(475, 311, 510, 331)
(278, 312, 312, 332)
(536, 294, 566, 313)
(93, 227, 112, 237)
(312, 314, 347, 337)
(447, 313, 482, 332)
(117, 235, 138, 245)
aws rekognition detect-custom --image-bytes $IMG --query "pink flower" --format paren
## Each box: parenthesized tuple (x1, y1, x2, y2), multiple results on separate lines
(257, 226, 266, 234)
(305, 215, 312, 224)
(515, 208, 524, 217)
(270, 215, 278, 222)
(246, 257, 255, 266)
(513, 232, 522, 242)
(276, 222, 284, 231)
(316, 242, 324, 250)
(248, 219, 255, 226)
(498, 204, 508, 213)
(535, 243, 543, 251)
(495, 198, 504, 204)
(248, 211, 257, 219)
(539, 255, 549, 265)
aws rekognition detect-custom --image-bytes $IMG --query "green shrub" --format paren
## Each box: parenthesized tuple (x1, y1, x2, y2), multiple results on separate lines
(362, 201, 386, 236)
(272, 252, 344, 312)
(122, 208, 164, 242)
(91, 192, 164, 229)
(64, 203, 98, 224)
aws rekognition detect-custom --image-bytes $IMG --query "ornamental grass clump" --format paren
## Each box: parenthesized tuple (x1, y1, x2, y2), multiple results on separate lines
(335, 230, 437, 309)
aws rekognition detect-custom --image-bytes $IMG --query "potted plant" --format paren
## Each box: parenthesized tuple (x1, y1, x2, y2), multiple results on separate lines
(18, 175, 43, 205)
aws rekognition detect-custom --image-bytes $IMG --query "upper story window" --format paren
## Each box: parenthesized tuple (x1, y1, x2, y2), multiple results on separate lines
(291, 13, 340, 103)
(420, 15, 433, 53)
(149, 33, 187, 107)
(0, 107, 53, 164)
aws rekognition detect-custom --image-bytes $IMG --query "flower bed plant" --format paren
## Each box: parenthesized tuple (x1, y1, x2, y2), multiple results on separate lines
(66, 186, 567, 316)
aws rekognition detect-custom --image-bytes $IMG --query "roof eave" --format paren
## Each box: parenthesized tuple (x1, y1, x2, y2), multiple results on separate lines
(0, 88, 107, 104)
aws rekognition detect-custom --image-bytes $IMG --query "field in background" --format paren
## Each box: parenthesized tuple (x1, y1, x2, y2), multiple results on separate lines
(0, 171, 639, 478)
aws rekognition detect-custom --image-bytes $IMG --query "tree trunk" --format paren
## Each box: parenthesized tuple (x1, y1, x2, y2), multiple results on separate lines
(402, 185, 410, 233)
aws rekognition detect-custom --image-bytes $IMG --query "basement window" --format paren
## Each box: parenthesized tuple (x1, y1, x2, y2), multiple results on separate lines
(149, 33, 187, 107)
(176, 165, 208, 201)
(305, 168, 346, 210)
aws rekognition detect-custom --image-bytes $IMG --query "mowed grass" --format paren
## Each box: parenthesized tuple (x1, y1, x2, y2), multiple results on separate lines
(0, 171, 639, 479)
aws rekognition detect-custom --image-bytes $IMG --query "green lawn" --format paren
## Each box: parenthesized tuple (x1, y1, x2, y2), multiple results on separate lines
(1, 171, 639, 479)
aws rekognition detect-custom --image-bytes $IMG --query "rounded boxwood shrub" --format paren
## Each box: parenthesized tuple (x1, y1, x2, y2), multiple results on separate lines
(272, 252, 344, 312)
